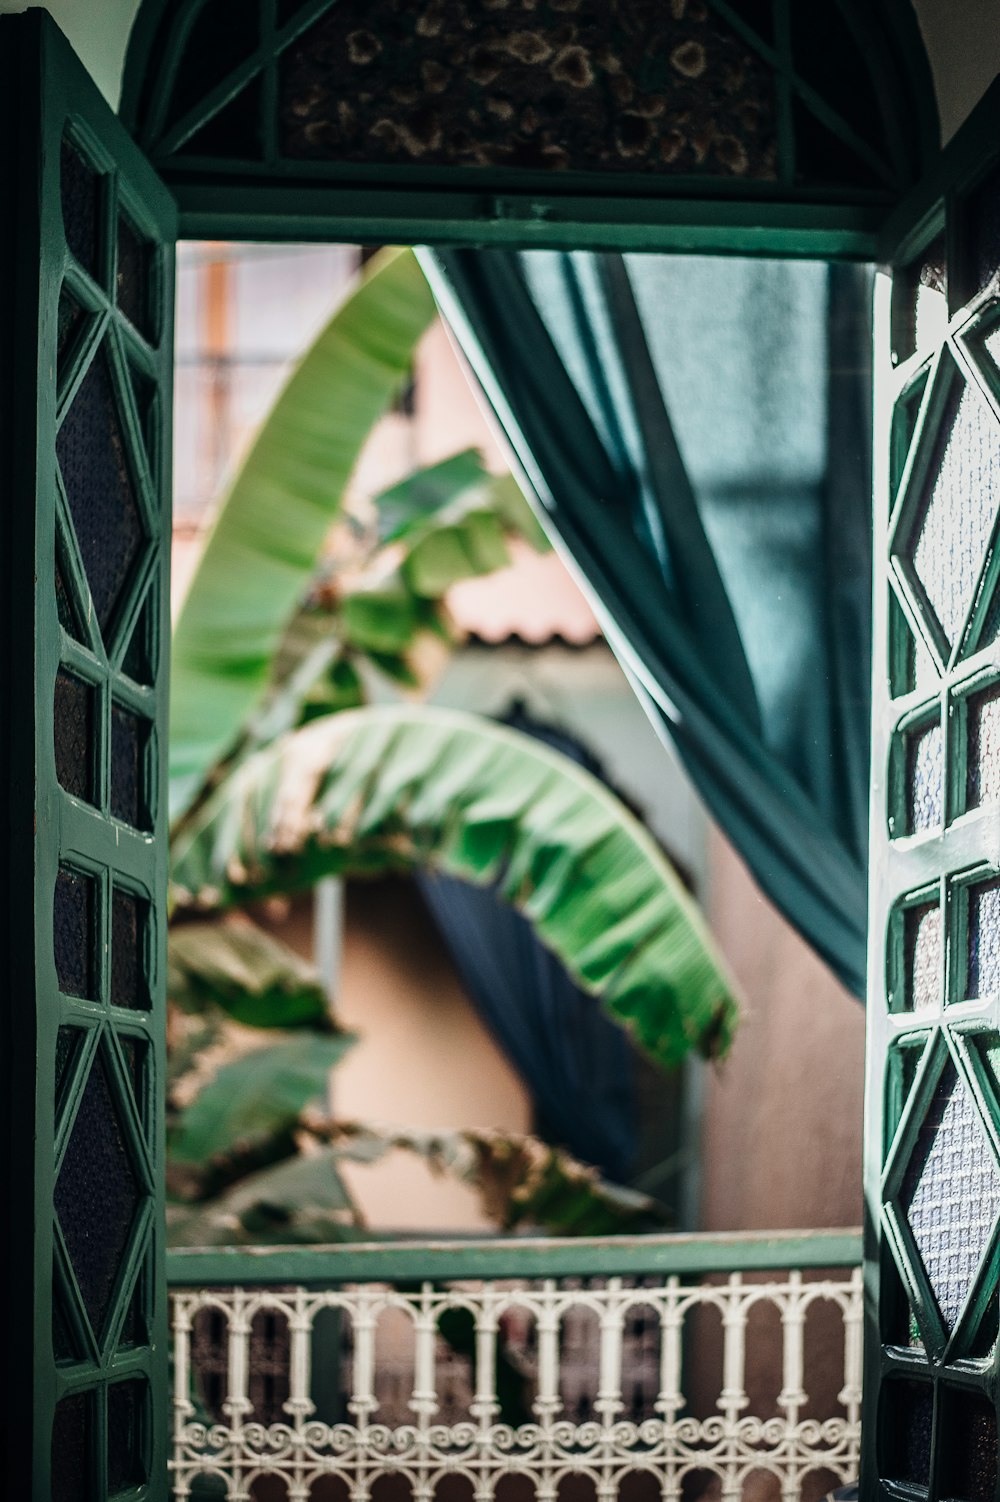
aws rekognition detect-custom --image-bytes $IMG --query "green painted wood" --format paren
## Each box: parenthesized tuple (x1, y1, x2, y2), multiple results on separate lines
(120, 0, 939, 256)
(166, 1229, 864, 1288)
(862, 76, 1000, 1501)
(0, 13, 175, 1498)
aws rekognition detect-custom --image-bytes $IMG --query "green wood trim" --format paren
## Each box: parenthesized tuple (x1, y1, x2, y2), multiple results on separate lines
(0, 12, 176, 1497)
(862, 88, 1000, 1495)
(166, 1229, 864, 1287)
(172, 182, 885, 257)
(121, 0, 939, 255)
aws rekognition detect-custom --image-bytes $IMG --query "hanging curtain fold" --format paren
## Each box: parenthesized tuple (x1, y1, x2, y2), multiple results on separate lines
(421, 250, 872, 997)
(416, 704, 639, 1183)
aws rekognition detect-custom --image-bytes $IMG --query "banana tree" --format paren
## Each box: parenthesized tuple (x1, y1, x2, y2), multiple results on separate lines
(167, 246, 740, 1244)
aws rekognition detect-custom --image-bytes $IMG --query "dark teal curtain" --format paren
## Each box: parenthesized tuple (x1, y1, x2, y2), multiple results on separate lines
(417, 703, 638, 1182)
(422, 250, 872, 997)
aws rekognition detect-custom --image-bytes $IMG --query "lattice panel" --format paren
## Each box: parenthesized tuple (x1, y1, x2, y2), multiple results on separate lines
(899, 1062, 1000, 1333)
(128, 0, 927, 208)
(893, 350, 1000, 662)
(9, 19, 178, 1494)
(872, 129, 1000, 1492)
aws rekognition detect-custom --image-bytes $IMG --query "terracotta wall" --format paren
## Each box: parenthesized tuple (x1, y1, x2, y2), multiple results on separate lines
(699, 827, 866, 1234)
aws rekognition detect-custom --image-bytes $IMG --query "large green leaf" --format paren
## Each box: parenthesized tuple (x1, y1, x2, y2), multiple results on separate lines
(168, 917, 339, 1029)
(170, 248, 436, 821)
(327, 1121, 668, 1235)
(167, 1148, 361, 1247)
(171, 705, 739, 1069)
(170, 1033, 353, 1165)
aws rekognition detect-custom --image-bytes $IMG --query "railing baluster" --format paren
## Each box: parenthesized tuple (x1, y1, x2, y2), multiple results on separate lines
(167, 1234, 864, 1502)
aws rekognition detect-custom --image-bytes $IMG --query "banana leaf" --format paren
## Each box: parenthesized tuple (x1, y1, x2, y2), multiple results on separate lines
(170, 247, 437, 820)
(170, 1032, 354, 1166)
(167, 1148, 362, 1247)
(168, 916, 342, 1030)
(170, 704, 740, 1069)
(327, 1120, 668, 1235)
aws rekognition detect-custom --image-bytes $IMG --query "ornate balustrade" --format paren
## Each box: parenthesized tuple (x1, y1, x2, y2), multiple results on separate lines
(167, 1230, 863, 1502)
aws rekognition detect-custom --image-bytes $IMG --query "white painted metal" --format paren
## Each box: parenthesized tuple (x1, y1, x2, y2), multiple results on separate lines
(171, 1267, 863, 1500)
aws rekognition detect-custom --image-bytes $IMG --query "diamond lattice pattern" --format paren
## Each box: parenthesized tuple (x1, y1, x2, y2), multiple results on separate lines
(56, 346, 146, 639)
(55, 1050, 142, 1339)
(902, 1061, 1000, 1331)
(910, 373, 1000, 651)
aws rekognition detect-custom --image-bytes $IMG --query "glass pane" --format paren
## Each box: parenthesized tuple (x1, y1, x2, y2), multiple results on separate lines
(968, 879, 1000, 1000)
(56, 346, 147, 639)
(110, 704, 149, 829)
(882, 1379, 934, 1486)
(111, 889, 148, 1009)
(60, 138, 99, 276)
(939, 1388, 998, 1502)
(116, 214, 153, 338)
(905, 902, 941, 1011)
(53, 867, 95, 1001)
(909, 372, 1000, 651)
(968, 684, 1000, 810)
(57, 287, 85, 370)
(51, 1390, 91, 1502)
(902, 1061, 1000, 1332)
(53, 669, 95, 804)
(121, 584, 155, 686)
(906, 719, 943, 834)
(54, 1051, 141, 1338)
(118, 1035, 147, 1125)
(107, 1378, 146, 1493)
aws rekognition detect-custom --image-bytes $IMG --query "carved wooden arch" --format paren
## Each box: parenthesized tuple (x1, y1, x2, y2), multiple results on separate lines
(121, 0, 939, 253)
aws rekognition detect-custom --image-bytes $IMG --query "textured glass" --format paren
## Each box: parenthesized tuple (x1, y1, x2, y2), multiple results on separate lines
(51, 1391, 90, 1502)
(905, 902, 941, 1011)
(278, 1, 778, 178)
(906, 720, 943, 834)
(54, 1052, 141, 1337)
(940, 1390, 998, 1502)
(910, 374, 1000, 649)
(116, 215, 151, 337)
(110, 704, 148, 829)
(107, 1379, 145, 1493)
(902, 1061, 1000, 1331)
(53, 669, 94, 804)
(56, 346, 146, 637)
(55, 1025, 80, 1101)
(53, 867, 95, 1000)
(118, 1035, 147, 1123)
(111, 889, 147, 1009)
(969, 880, 1000, 999)
(121, 586, 154, 686)
(58, 288, 84, 369)
(60, 139, 98, 276)
(890, 1381, 934, 1484)
(968, 685, 1000, 810)
(127, 361, 158, 477)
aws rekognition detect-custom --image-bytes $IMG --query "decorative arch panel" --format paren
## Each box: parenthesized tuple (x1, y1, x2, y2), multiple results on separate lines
(122, 0, 938, 251)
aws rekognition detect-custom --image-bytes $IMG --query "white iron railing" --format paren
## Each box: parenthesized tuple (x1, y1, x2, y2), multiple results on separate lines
(167, 1231, 863, 1502)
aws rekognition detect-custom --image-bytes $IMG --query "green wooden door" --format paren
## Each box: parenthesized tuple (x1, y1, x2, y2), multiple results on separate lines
(864, 80, 1000, 1498)
(0, 13, 175, 1498)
